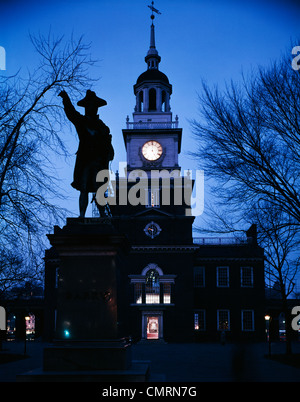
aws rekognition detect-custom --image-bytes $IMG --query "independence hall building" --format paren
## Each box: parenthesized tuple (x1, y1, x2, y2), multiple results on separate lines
(44, 18, 265, 344)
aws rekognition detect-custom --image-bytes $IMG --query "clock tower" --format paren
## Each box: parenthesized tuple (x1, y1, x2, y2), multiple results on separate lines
(123, 20, 182, 177)
(109, 10, 196, 343)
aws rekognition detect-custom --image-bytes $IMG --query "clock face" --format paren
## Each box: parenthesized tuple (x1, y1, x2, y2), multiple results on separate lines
(142, 141, 163, 161)
(144, 221, 162, 239)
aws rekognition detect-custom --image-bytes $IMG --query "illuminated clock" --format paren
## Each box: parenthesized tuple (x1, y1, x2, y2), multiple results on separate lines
(142, 140, 163, 161)
(144, 221, 162, 239)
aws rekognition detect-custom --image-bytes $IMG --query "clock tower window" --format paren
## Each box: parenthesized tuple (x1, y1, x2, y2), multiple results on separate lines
(146, 188, 160, 208)
(149, 88, 157, 111)
(137, 91, 144, 112)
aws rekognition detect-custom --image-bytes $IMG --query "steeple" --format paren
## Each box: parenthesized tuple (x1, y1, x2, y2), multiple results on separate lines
(131, 2, 174, 121)
(145, 22, 161, 70)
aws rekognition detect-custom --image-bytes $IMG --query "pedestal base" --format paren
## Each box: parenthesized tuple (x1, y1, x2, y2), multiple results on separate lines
(17, 362, 150, 382)
(17, 339, 150, 382)
(43, 339, 131, 371)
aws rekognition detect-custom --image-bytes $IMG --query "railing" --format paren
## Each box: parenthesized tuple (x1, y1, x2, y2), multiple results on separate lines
(126, 120, 179, 130)
(193, 237, 249, 245)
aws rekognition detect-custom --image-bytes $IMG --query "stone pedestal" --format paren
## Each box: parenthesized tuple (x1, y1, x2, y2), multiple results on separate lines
(18, 218, 150, 382)
(51, 218, 126, 341)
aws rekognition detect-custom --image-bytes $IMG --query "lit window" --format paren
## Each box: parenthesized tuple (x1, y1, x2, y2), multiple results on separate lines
(217, 310, 230, 330)
(25, 313, 35, 339)
(163, 283, 171, 304)
(242, 310, 254, 331)
(146, 188, 160, 208)
(134, 283, 143, 304)
(194, 310, 206, 331)
(241, 267, 253, 287)
(145, 269, 160, 304)
(216, 267, 229, 287)
(194, 266, 205, 287)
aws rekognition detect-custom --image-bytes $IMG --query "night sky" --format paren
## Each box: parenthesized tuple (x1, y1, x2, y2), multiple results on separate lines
(1, 0, 300, 224)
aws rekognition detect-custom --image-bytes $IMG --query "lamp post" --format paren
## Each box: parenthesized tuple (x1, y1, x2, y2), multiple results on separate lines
(265, 315, 272, 358)
(24, 315, 30, 355)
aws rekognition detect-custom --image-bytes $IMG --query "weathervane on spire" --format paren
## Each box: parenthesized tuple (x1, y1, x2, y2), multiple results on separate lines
(148, 1, 161, 21)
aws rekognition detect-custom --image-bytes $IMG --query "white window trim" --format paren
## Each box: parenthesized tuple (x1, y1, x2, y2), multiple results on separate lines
(240, 266, 254, 287)
(194, 309, 206, 331)
(217, 309, 230, 331)
(216, 266, 229, 287)
(241, 309, 255, 331)
(145, 188, 160, 208)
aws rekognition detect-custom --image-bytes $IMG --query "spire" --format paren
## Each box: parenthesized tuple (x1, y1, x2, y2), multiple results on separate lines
(145, 2, 161, 70)
(150, 22, 156, 49)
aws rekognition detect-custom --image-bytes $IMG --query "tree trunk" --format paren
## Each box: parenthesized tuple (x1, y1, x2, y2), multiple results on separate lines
(282, 298, 293, 355)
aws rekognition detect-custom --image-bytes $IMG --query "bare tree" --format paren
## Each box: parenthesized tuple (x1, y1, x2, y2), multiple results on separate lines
(250, 203, 299, 354)
(191, 44, 300, 353)
(0, 31, 97, 296)
(191, 48, 300, 226)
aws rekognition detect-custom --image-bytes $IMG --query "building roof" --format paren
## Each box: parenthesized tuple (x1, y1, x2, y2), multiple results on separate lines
(136, 68, 170, 85)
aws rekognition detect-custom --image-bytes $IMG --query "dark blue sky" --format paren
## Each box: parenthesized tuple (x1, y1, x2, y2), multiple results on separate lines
(1, 0, 300, 222)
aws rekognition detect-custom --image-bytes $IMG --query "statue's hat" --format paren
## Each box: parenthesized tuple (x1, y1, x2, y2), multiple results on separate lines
(77, 90, 107, 108)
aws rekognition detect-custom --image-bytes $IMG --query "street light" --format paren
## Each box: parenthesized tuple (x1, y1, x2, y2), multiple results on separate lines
(265, 315, 272, 358)
(24, 315, 30, 355)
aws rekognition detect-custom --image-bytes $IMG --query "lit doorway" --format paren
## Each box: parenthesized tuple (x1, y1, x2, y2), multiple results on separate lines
(147, 316, 159, 339)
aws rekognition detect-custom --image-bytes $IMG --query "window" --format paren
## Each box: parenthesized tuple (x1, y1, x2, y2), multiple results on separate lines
(149, 88, 157, 111)
(138, 91, 144, 112)
(217, 310, 230, 330)
(241, 267, 253, 287)
(162, 90, 166, 112)
(130, 264, 175, 306)
(216, 267, 229, 287)
(194, 310, 206, 331)
(163, 283, 171, 304)
(145, 269, 160, 304)
(134, 283, 143, 304)
(146, 188, 160, 208)
(194, 266, 205, 287)
(242, 310, 254, 331)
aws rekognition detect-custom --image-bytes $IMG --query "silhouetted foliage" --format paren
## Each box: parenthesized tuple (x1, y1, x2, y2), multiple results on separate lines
(0, 31, 97, 296)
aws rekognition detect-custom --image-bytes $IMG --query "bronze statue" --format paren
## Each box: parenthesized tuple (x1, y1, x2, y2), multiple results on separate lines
(59, 90, 114, 217)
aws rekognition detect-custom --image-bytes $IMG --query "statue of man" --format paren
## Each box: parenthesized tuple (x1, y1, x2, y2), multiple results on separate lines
(59, 90, 114, 217)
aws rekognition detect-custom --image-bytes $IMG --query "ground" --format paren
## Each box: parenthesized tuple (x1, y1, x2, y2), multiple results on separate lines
(0, 339, 300, 382)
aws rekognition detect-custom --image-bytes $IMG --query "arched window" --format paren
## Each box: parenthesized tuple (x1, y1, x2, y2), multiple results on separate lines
(131, 264, 174, 305)
(138, 91, 143, 112)
(149, 88, 157, 111)
(145, 269, 160, 304)
(162, 90, 166, 112)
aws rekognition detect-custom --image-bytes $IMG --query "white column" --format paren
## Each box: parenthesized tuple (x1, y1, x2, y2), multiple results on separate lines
(143, 88, 149, 112)
(156, 87, 162, 112)
(165, 92, 170, 112)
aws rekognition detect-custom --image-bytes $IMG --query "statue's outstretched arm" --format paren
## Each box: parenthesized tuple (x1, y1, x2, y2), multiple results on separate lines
(59, 90, 81, 125)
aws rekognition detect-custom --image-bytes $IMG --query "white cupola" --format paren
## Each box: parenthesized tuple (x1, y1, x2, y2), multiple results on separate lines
(133, 18, 173, 123)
